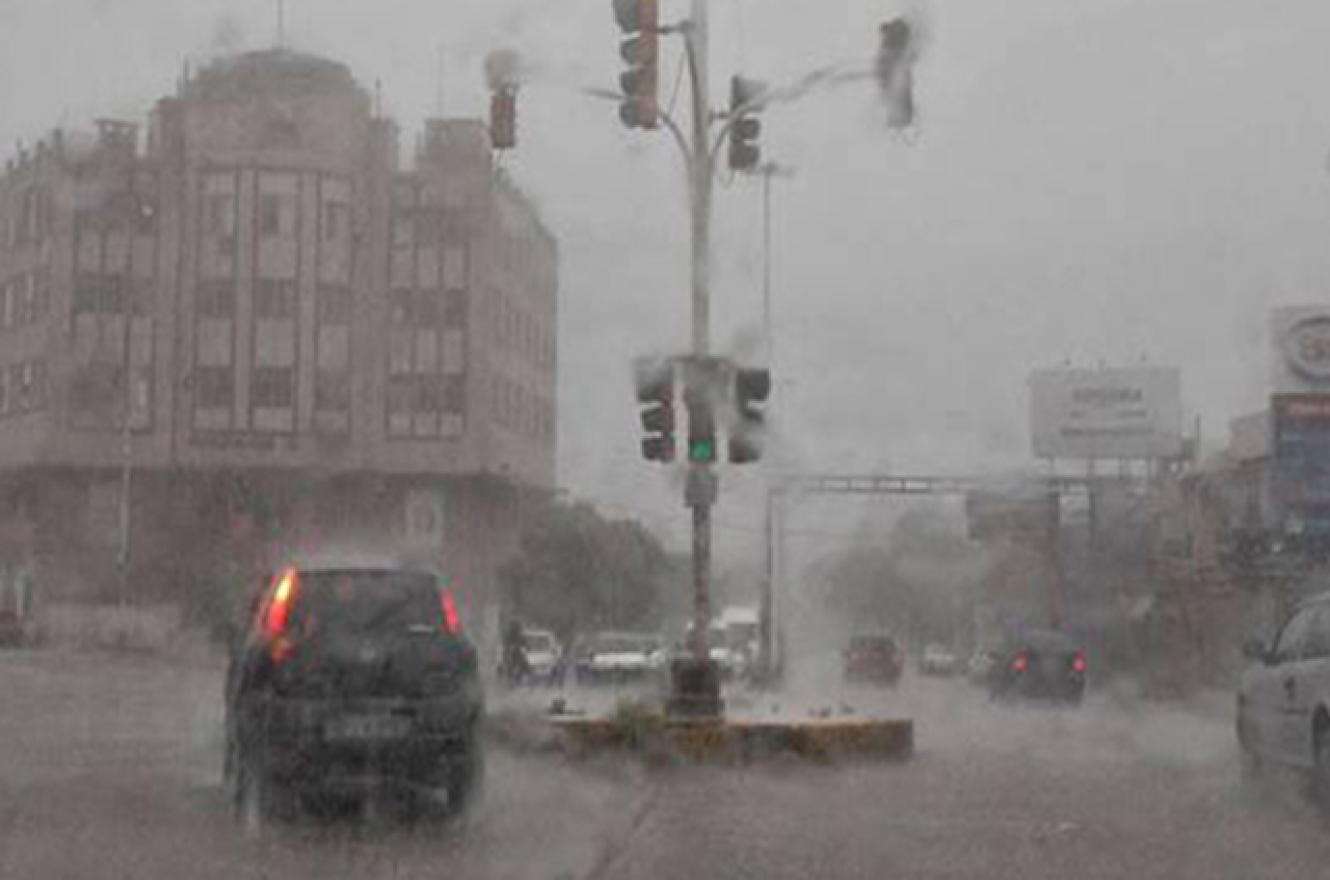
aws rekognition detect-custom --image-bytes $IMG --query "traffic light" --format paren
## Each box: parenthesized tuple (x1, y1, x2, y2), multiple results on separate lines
(490, 87, 517, 150)
(876, 17, 916, 129)
(613, 0, 659, 129)
(635, 359, 675, 462)
(727, 76, 765, 172)
(728, 367, 770, 464)
(685, 383, 716, 463)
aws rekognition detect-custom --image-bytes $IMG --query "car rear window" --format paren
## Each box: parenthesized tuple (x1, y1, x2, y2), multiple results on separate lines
(285, 569, 442, 636)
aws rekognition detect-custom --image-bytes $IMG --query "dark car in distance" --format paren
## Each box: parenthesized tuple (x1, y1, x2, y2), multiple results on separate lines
(224, 561, 484, 827)
(988, 629, 1086, 704)
(843, 634, 905, 685)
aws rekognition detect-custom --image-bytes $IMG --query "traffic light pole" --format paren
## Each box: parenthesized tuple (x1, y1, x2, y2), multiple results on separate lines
(684, 0, 714, 667)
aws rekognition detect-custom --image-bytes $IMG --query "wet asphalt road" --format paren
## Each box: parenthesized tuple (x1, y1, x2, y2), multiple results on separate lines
(5, 648, 1330, 879)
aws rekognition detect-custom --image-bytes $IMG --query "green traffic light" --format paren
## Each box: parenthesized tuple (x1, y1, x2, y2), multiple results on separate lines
(689, 439, 714, 462)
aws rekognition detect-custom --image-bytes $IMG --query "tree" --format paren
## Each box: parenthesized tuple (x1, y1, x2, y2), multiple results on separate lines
(499, 498, 680, 641)
(819, 507, 984, 645)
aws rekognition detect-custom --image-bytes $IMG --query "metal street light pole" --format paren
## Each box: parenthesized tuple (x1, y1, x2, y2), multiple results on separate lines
(755, 160, 793, 681)
(683, 0, 714, 667)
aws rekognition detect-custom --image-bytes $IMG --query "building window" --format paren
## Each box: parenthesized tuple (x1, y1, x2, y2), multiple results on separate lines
(205, 193, 235, 236)
(259, 194, 295, 238)
(392, 213, 414, 250)
(315, 370, 350, 412)
(251, 367, 294, 409)
(322, 200, 348, 241)
(196, 281, 235, 318)
(416, 290, 440, 325)
(255, 279, 295, 319)
(445, 375, 465, 414)
(445, 288, 467, 328)
(73, 274, 125, 315)
(390, 289, 413, 326)
(318, 285, 352, 324)
(195, 367, 234, 408)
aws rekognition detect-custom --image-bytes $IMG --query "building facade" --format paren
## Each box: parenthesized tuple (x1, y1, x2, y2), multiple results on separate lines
(0, 49, 557, 612)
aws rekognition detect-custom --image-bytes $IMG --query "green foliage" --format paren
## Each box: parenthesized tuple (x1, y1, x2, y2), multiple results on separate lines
(499, 498, 679, 641)
(820, 508, 984, 642)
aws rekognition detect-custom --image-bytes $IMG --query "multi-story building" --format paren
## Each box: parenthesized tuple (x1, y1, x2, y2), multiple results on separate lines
(0, 48, 557, 612)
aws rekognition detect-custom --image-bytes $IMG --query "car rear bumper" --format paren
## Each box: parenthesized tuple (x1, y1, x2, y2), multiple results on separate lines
(239, 696, 480, 788)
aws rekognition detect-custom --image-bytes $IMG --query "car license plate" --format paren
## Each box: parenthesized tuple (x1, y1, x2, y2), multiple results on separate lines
(325, 714, 411, 740)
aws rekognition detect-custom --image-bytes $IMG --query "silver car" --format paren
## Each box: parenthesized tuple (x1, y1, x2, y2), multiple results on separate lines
(1237, 591, 1330, 801)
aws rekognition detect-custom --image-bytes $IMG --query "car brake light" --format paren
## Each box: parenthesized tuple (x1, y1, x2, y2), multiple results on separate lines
(1011, 653, 1028, 673)
(1072, 653, 1087, 673)
(264, 568, 298, 637)
(440, 589, 461, 634)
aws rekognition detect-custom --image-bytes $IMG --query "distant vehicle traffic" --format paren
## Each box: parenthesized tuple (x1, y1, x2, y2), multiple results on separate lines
(573, 631, 667, 684)
(224, 562, 484, 827)
(520, 628, 564, 685)
(1237, 592, 1330, 801)
(987, 629, 1086, 704)
(967, 648, 998, 685)
(920, 643, 959, 676)
(843, 634, 905, 685)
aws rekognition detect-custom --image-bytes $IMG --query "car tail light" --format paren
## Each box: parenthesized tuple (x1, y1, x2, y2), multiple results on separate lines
(440, 589, 461, 634)
(263, 568, 299, 662)
(1072, 652, 1087, 674)
(264, 568, 298, 637)
(1011, 653, 1028, 673)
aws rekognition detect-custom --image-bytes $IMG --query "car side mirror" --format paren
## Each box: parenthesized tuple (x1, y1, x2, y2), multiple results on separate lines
(1242, 637, 1270, 664)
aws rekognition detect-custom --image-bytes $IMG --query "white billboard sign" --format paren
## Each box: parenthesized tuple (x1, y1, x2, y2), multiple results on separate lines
(1271, 306, 1330, 394)
(1029, 367, 1183, 459)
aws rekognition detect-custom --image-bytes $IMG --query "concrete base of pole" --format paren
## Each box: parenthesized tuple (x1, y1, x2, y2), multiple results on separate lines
(665, 657, 724, 719)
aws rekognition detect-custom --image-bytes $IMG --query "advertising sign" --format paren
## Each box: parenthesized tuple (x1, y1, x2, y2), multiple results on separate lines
(1272, 307, 1330, 393)
(1029, 367, 1183, 460)
(1272, 394, 1330, 532)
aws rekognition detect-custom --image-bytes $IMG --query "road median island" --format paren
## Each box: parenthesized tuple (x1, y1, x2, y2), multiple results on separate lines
(498, 709, 914, 765)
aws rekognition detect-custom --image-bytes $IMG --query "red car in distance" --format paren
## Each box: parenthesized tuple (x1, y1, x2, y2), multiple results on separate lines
(843, 634, 905, 685)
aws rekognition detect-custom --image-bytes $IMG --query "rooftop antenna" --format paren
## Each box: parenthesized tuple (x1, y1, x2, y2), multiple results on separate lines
(275, 0, 286, 49)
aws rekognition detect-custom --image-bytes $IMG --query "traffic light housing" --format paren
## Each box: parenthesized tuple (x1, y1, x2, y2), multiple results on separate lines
(727, 76, 765, 172)
(635, 359, 675, 462)
(490, 87, 517, 150)
(685, 383, 716, 463)
(613, 0, 659, 129)
(876, 17, 916, 129)
(729, 367, 771, 464)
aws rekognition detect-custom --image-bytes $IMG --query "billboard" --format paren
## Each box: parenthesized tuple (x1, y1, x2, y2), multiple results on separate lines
(1271, 307, 1330, 394)
(1029, 367, 1183, 460)
(1272, 394, 1330, 533)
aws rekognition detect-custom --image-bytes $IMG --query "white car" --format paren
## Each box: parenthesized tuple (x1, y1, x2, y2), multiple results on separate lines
(575, 632, 667, 683)
(920, 643, 959, 676)
(1237, 592, 1330, 798)
(521, 628, 563, 684)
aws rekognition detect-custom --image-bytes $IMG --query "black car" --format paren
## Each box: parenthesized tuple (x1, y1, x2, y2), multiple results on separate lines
(224, 561, 484, 826)
(988, 629, 1086, 704)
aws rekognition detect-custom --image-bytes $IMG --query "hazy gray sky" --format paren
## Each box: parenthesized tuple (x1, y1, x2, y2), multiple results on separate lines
(4, 0, 1330, 556)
